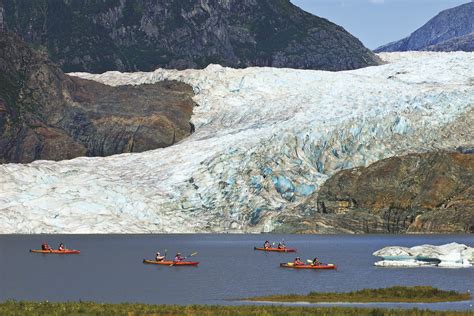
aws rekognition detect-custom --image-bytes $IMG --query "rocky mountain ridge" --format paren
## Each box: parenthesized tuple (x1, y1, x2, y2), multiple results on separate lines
(1, 0, 380, 73)
(0, 31, 195, 163)
(0, 4, 4, 31)
(426, 32, 474, 52)
(376, 2, 474, 52)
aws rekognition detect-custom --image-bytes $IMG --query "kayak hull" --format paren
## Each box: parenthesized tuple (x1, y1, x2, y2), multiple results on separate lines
(143, 259, 199, 266)
(254, 247, 297, 253)
(30, 249, 80, 254)
(280, 263, 336, 269)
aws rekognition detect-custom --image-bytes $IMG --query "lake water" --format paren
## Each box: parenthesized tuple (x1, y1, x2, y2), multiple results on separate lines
(0, 234, 473, 311)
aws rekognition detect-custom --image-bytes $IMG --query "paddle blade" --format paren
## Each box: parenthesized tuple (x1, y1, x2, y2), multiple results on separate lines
(189, 252, 198, 257)
(306, 259, 313, 263)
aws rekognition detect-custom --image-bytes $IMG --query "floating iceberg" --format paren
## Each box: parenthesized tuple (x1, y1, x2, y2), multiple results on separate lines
(373, 243, 474, 268)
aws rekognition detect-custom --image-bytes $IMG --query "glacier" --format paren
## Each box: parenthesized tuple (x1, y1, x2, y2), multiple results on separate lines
(373, 242, 474, 268)
(0, 52, 473, 233)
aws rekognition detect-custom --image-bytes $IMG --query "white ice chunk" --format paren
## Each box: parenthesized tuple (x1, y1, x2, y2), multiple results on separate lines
(373, 243, 474, 268)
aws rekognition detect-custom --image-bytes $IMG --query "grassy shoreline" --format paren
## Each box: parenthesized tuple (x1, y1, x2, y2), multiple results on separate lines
(0, 302, 473, 316)
(245, 286, 472, 304)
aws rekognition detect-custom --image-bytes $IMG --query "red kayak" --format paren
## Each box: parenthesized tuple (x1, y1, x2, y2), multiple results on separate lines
(30, 249, 80, 254)
(143, 259, 199, 266)
(254, 247, 297, 253)
(280, 263, 336, 270)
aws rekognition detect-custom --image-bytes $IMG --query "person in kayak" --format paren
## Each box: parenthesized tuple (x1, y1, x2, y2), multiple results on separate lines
(58, 243, 65, 251)
(293, 257, 304, 266)
(264, 241, 271, 249)
(174, 252, 185, 262)
(41, 242, 52, 251)
(277, 241, 286, 249)
(312, 257, 321, 266)
(155, 251, 165, 262)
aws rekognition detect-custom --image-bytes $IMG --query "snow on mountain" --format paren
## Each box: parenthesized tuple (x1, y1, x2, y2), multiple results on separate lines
(0, 52, 473, 233)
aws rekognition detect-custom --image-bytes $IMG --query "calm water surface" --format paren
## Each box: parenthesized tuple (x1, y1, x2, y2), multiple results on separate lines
(0, 234, 472, 310)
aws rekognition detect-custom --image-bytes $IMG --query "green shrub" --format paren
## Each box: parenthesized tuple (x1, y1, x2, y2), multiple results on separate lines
(248, 286, 472, 303)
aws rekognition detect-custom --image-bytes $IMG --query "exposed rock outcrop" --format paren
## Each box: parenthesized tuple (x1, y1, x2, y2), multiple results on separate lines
(375, 2, 474, 52)
(288, 152, 474, 234)
(1, 0, 380, 73)
(0, 2, 4, 31)
(426, 32, 474, 52)
(0, 31, 195, 163)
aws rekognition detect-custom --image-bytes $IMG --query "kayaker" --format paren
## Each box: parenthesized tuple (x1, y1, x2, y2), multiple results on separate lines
(58, 243, 65, 251)
(312, 257, 321, 266)
(293, 257, 304, 266)
(277, 242, 286, 249)
(264, 241, 271, 249)
(41, 242, 52, 251)
(155, 251, 165, 262)
(174, 252, 185, 262)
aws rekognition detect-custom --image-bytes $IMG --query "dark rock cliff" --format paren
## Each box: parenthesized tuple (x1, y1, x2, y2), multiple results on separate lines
(375, 2, 474, 52)
(0, 2, 4, 31)
(278, 151, 474, 234)
(426, 32, 474, 52)
(1, 0, 379, 73)
(0, 31, 195, 163)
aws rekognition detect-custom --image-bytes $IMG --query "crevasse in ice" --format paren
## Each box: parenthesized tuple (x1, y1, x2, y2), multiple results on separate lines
(0, 52, 473, 233)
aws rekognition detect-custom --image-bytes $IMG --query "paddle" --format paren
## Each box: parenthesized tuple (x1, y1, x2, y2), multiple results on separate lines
(145, 249, 168, 263)
(274, 240, 286, 249)
(307, 259, 327, 266)
(169, 252, 198, 266)
(306, 259, 316, 266)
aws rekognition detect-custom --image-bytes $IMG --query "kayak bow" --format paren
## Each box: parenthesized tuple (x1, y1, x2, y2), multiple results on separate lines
(254, 247, 297, 253)
(143, 259, 199, 266)
(280, 263, 336, 269)
(30, 249, 80, 254)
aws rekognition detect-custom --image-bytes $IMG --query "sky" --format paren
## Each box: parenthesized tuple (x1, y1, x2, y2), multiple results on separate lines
(292, 0, 471, 49)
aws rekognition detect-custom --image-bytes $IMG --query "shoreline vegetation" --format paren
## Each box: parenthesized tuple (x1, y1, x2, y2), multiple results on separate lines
(0, 302, 473, 316)
(244, 286, 472, 304)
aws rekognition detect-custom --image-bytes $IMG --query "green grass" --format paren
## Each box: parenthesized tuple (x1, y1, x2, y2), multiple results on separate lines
(245, 286, 472, 303)
(0, 301, 473, 316)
